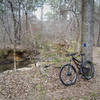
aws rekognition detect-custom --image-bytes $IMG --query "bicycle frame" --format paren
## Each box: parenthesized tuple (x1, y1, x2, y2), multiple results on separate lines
(72, 56, 83, 70)
(59, 53, 94, 86)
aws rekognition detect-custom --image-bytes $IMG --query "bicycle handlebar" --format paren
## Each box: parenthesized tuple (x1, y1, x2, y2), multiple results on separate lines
(66, 52, 85, 57)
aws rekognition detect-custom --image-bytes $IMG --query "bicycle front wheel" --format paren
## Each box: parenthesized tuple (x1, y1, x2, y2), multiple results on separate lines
(82, 61, 94, 80)
(59, 64, 77, 86)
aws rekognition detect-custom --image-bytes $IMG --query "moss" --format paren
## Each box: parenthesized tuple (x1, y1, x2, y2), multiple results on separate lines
(47, 53, 57, 57)
(0, 49, 9, 58)
(0, 49, 4, 56)
(20, 49, 25, 52)
(90, 92, 97, 97)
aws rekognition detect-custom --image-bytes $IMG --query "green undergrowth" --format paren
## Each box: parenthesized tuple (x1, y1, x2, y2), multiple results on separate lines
(0, 49, 8, 58)
(38, 40, 77, 68)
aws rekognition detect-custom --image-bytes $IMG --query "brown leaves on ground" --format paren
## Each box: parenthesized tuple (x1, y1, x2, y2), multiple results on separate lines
(0, 47, 100, 100)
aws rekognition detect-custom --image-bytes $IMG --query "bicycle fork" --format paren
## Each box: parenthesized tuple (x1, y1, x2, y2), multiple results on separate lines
(67, 66, 72, 76)
(67, 59, 72, 76)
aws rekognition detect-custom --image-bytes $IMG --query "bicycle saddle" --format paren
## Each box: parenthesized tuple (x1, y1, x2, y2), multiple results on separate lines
(66, 52, 77, 57)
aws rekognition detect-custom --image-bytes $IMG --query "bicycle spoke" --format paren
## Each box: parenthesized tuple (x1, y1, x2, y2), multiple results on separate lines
(82, 61, 94, 80)
(59, 64, 77, 86)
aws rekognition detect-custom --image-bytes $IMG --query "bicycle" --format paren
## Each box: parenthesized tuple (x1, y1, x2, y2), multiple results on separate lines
(59, 52, 95, 86)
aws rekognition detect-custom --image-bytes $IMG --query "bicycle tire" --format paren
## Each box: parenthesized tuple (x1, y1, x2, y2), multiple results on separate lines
(82, 61, 94, 80)
(59, 64, 77, 86)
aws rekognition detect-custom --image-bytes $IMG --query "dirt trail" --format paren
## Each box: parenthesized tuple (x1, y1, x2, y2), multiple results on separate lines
(0, 47, 100, 100)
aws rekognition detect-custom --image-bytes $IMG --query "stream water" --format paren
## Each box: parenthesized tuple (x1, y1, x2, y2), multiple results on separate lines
(0, 58, 31, 72)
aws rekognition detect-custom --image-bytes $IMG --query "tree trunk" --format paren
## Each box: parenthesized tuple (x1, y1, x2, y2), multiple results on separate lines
(81, 0, 94, 62)
(25, 11, 28, 33)
(59, 0, 62, 20)
(18, 1, 21, 42)
(8, 1, 17, 72)
(97, 26, 100, 46)
(41, 2, 43, 30)
(60, 0, 67, 20)
(97, 0, 100, 47)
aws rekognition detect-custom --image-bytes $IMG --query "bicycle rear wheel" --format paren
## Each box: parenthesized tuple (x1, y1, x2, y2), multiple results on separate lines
(82, 61, 94, 80)
(59, 64, 77, 86)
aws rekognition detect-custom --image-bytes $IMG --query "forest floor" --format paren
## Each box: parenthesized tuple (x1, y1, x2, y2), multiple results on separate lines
(0, 47, 100, 100)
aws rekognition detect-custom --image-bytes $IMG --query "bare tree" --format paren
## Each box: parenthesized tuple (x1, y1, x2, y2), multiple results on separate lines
(8, 0, 17, 72)
(18, 0, 22, 42)
(97, 0, 100, 47)
(81, 0, 94, 61)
